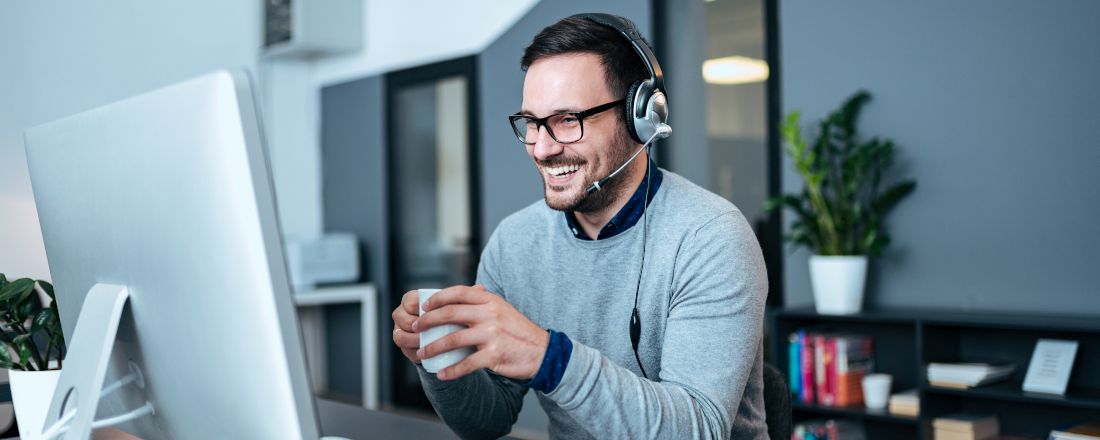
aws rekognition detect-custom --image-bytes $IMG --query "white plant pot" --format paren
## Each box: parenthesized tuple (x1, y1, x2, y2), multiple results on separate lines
(809, 255, 868, 315)
(9, 368, 61, 439)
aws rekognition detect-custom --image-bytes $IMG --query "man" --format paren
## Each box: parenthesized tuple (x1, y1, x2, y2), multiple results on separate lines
(391, 14, 768, 439)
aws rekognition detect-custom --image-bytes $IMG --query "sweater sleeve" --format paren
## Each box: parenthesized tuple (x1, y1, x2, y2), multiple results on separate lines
(544, 211, 768, 439)
(417, 367, 529, 439)
(416, 229, 530, 439)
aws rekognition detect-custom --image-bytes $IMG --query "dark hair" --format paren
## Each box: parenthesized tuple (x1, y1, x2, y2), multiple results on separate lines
(521, 16, 650, 113)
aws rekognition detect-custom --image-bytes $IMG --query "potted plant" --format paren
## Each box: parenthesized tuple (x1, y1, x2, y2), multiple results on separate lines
(766, 91, 916, 314)
(0, 273, 66, 436)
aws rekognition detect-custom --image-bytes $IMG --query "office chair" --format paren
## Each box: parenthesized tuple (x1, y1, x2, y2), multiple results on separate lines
(762, 362, 792, 440)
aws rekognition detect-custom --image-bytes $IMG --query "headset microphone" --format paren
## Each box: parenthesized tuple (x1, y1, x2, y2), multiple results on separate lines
(585, 123, 671, 195)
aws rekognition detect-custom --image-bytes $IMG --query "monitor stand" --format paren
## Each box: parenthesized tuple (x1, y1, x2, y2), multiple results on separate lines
(36, 283, 154, 440)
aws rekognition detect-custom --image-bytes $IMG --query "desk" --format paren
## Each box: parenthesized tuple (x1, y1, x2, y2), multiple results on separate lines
(317, 399, 460, 439)
(4, 399, 462, 439)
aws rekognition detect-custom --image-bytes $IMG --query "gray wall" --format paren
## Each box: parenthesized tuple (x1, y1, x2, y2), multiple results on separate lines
(780, 1, 1100, 314)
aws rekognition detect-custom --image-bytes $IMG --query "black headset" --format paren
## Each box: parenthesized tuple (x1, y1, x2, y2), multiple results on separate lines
(570, 13, 669, 145)
(571, 13, 668, 379)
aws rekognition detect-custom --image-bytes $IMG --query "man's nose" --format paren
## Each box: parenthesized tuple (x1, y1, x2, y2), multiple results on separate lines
(531, 126, 564, 161)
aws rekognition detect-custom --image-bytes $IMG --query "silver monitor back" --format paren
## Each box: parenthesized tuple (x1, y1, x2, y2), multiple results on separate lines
(24, 70, 321, 438)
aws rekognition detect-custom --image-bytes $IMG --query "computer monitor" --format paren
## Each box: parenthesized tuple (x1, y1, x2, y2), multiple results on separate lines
(24, 70, 321, 438)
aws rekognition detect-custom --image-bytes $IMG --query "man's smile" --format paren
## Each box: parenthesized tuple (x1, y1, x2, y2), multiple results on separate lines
(541, 163, 586, 188)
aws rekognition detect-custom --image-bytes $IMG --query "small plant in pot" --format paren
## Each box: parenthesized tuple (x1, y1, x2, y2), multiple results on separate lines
(765, 91, 916, 314)
(0, 273, 66, 436)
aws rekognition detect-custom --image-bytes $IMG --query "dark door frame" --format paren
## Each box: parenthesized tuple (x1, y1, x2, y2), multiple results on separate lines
(651, 0, 784, 306)
(383, 55, 482, 410)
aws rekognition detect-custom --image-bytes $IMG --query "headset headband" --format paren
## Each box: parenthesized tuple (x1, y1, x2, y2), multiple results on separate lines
(570, 13, 664, 93)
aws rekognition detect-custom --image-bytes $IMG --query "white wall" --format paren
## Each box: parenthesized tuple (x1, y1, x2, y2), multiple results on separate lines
(0, 0, 538, 281)
(0, 0, 261, 280)
(312, 1, 539, 87)
(260, 0, 539, 244)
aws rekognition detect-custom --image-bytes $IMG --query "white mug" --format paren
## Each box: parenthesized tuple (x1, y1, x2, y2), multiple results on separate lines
(862, 373, 892, 410)
(418, 288, 475, 373)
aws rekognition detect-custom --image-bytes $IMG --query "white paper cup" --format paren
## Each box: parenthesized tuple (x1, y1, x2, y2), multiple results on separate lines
(862, 373, 892, 410)
(419, 288, 474, 373)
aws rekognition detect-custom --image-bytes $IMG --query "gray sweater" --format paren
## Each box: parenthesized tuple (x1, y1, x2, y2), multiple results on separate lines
(417, 170, 769, 439)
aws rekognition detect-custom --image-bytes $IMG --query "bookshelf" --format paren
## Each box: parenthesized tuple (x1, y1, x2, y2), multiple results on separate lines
(771, 308, 1100, 439)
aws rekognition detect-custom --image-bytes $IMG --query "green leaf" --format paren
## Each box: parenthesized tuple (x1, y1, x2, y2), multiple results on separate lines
(15, 335, 33, 366)
(869, 234, 892, 258)
(0, 278, 33, 303)
(16, 299, 36, 325)
(0, 342, 12, 369)
(50, 302, 64, 338)
(32, 309, 53, 333)
(762, 196, 783, 213)
(873, 180, 917, 216)
(39, 281, 55, 300)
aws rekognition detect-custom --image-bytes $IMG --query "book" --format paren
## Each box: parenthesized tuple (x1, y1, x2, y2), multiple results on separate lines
(800, 331, 816, 404)
(927, 362, 1016, 387)
(887, 389, 919, 417)
(822, 334, 837, 406)
(934, 413, 1000, 440)
(834, 334, 873, 407)
(791, 329, 876, 407)
(929, 380, 973, 389)
(936, 430, 998, 440)
(1050, 422, 1100, 440)
(789, 332, 802, 397)
(815, 333, 831, 405)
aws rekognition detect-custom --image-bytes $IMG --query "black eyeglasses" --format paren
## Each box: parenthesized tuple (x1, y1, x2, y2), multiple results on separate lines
(508, 99, 624, 145)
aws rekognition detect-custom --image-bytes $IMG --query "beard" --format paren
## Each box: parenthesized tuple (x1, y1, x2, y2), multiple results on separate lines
(539, 128, 639, 213)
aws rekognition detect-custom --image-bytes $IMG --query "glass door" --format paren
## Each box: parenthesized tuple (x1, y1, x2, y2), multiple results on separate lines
(385, 56, 480, 411)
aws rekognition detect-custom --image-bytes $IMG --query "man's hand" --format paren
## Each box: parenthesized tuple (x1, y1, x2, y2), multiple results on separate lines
(391, 289, 422, 364)
(415, 285, 549, 381)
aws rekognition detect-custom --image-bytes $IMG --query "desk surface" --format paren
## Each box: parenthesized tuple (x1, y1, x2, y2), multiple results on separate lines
(6, 398, 464, 439)
(317, 398, 460, 439)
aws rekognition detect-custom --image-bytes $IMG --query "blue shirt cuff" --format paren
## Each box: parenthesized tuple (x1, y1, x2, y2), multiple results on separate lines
(525, 329, 573, 393)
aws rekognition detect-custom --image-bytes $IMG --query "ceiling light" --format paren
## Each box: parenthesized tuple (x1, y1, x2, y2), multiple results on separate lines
(702, 56, 769, 85)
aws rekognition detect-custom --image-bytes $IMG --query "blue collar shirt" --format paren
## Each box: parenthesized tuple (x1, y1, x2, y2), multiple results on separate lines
(564, 162, 664, 241)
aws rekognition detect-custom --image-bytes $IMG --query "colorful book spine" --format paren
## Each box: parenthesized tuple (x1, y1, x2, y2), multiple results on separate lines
(823, 336, 837, 406)
(835, 335, 874, 407)
(800, 330, 815, 404)
(789, 332, 801, 397)
(791, 328, 876, 408)
(814, 333, 829, 405)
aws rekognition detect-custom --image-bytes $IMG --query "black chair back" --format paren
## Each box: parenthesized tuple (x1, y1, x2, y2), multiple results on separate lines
(762, 362, 792, 440)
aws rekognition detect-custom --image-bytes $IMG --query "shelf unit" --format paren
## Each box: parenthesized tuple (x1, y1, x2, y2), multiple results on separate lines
(295, 283, 379, 409)
(770, 308, 1100, 439)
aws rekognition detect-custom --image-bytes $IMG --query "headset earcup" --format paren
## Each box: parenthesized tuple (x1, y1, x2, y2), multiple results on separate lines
(623, 81, 645, 144)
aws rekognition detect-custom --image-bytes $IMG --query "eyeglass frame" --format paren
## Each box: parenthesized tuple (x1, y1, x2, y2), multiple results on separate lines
(508, 99, 625, 145)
